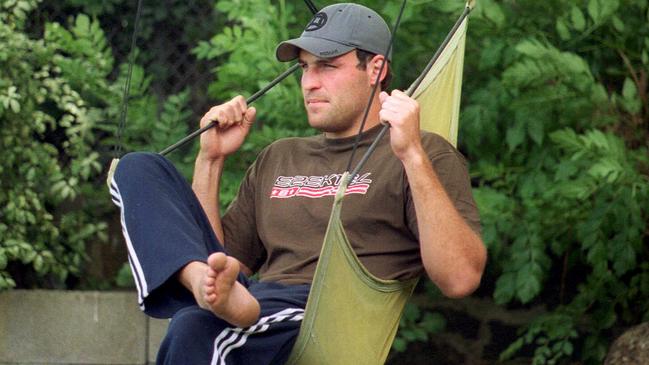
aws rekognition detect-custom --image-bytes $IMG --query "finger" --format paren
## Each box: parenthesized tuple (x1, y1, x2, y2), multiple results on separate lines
(214, 109, 230, 128)
(379, 91, 389, 104)
(379, 109, 393, 126)
(227, 96, 246, 124)
(391, 90, 420, 111)
(200, 106, 220, 128)
(217, 105, 241, 128)
(390, 90, 417, 107)
(244, 107, 257, 127)
(233, 95, 247, 113)
(383, 92, 410, 108)
(390, 89, 409, 99)
(380, 98, 398, 112)
(380, 98, 404, 115)
(383, 96, 418, 119)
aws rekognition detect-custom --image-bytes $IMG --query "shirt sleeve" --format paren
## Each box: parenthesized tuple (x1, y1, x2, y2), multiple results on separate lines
(222, 159, 266, 273)
(405, 136, 482, 239)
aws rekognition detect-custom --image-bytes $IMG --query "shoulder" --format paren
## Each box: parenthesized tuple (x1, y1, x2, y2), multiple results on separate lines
(419, 131, 468, 166)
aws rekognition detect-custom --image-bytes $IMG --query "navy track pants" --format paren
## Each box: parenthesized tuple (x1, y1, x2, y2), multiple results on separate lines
(109, 152, 309, 365)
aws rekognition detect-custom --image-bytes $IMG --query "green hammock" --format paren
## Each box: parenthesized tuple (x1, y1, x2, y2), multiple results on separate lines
(286, 4, 472, 364)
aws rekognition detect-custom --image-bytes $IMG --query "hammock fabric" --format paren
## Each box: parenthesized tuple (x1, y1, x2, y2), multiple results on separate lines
(286, 5, 471, 364)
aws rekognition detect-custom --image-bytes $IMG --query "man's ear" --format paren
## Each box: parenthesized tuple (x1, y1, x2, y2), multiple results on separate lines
(368, 54, 388, 87)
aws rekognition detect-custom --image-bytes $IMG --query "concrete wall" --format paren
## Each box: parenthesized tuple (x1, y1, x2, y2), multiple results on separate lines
(0, 290, 168, 365)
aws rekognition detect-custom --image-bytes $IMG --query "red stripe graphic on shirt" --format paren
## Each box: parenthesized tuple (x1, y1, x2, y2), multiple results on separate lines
(270, 184, 370, 199)
(270, 173, 372, 199)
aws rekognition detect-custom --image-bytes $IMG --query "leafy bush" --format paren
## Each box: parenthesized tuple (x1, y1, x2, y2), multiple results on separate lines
(0, 0, 111, 289)
(461, 0, 649, 363)
(0, 0, 192, 290)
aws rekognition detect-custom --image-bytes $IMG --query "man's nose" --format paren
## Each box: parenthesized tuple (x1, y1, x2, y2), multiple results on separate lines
(301, 69, 321, 90)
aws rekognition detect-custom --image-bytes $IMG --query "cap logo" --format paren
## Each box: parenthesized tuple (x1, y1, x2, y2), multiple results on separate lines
(320, 49, 338, 56)
(305, 12, 327, 31)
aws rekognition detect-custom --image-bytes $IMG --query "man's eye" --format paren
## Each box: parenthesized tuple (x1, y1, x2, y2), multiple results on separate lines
(324, 64, 336, 68)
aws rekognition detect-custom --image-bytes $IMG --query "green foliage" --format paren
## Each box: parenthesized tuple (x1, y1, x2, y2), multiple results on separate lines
(393, 302, 446, 352)
(105, 63, 194, 177)
(500, 312, 578, 365)
(0, 0, 107, 289)
(0, 0, 192, 289)
(50, 0, 221, 84)
(194, 0, 305, 127)
(460, 0, 649, 363)
(115, 262, 135, 289)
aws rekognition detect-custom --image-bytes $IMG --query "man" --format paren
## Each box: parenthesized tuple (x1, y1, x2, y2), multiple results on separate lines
(110, 3, 486, 364)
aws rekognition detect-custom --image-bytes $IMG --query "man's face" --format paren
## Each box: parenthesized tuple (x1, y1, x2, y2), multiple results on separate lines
(298, 50, 374, 138)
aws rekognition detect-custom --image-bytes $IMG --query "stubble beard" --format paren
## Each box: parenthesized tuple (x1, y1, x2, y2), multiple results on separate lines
(305, 97, 366, 135)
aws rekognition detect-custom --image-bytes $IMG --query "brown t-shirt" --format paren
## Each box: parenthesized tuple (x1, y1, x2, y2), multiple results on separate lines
(222, 125, 481, 285)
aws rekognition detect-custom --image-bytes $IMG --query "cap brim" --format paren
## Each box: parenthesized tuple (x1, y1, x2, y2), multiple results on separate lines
(275, 36, 355, 62)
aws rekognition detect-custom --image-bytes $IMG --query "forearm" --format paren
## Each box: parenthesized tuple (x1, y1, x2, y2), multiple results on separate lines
(192, 152, 226, 243)
(402, 148, 486, 298)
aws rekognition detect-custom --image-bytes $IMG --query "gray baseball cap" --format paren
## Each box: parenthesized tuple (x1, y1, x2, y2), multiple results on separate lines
(275, 3, 392, 62)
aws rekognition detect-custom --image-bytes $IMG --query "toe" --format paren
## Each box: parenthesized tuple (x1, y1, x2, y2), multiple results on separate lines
(207, 252, 227, 271)
(221, 257, 240, 283)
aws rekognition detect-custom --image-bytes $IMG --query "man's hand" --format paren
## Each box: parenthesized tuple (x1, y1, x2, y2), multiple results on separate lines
(198, 95, 256, 161)
(379, 90, 422, 161)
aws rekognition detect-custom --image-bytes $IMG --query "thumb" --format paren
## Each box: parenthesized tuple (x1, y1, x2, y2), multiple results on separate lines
(379, 91, 389, 104)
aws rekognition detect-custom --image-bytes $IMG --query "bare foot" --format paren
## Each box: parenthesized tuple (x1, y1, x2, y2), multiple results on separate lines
(198, 252, 260, 327)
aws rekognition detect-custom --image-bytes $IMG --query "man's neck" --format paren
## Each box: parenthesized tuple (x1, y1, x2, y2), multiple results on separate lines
(323, 118, 381, 139)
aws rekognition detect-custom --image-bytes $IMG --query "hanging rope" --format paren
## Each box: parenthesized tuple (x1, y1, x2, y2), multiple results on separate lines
(106, 0, 144, 187)
(113, 0, 144, 159)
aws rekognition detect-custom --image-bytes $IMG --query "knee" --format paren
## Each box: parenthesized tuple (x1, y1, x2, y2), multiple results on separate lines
(118, 152, 160, 170)
(115, 152, 167, 182)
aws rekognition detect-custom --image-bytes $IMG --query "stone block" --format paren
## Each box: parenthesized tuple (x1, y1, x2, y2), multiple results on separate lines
(147, 318, 169, 363)
(0, 290, 146, 364)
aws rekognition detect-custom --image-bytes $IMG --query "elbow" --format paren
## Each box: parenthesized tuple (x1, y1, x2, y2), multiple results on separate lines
(438, 269, 483, 298)
(430, 245, 487, 299)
